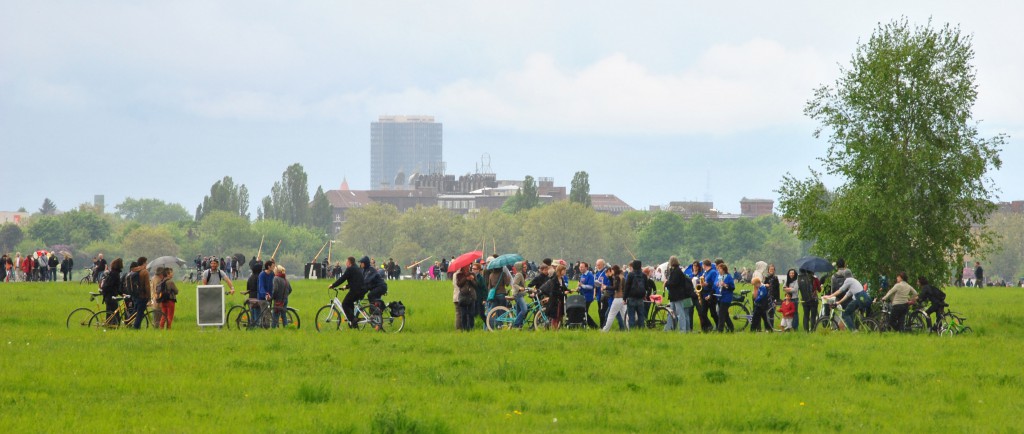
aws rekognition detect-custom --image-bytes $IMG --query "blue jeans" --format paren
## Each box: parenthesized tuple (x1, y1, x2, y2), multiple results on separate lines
(272, 305, 286, 328)
(133, 299, 148, 329)
(664, 300, 689, 332)
(513, 294, 528, 328)
(843, 293, 871, 330)
(626, 298, 645, 329)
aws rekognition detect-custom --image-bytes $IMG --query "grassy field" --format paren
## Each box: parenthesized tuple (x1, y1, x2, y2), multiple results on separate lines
(1, 277, 1022, 433)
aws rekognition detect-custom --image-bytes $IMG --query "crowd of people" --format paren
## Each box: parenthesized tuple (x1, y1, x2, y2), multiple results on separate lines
(1, 252, 74, 282)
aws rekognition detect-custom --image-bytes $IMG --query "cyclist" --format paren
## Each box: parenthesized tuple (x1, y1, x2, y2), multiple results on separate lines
(100, 258, 125, 323)
(361, 256, 388, 310)
(879, 272, 918, 332)
(327, 257, 365, 328)
(825, 269, 870, 331)
(917, 276, 947, 331)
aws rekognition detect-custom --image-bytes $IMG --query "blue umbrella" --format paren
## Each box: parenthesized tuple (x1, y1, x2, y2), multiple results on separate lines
(794, 256, 833, 273)
(486, 253, 523, 270)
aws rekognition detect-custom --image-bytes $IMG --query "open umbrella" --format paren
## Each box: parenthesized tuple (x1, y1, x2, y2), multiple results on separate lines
(448, 250, 483, 272)
(486, 253, 523, 270)
(794, 256, 833, 273)
(233, 253, 246, 266)
(35, 250, 49, 258)
(147, 256, 186, 271)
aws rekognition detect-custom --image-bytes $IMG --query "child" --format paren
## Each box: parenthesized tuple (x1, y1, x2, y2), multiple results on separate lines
(779, 293, 796, 331)
(750, 277, 772, 332)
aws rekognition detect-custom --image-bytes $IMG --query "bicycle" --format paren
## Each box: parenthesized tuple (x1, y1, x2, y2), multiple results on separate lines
(725, 289, 776, 332)
(227, 294, 301, 330)
(873, 301, 927, 334)
(643, 292, 673, 330)
(365, 298, 406, 333)
(66, 291, 104, 328)
(87, 295, 154, 329)
(815, 296, 878, 334)
(937, 311, 972, 336)
(79, 267, 103, 285)
(487, 289, 545, 331)
(314, 288, 384, 332)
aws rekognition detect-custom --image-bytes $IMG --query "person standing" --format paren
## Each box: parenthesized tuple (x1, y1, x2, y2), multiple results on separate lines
(750, 277, 772, 332)
(974, 261, 984, 287)
(21, 253, 34, 282)
(783, 269, 800, 332)
(93, 253, 106, 284)
(576, 262, 598, 328)
(130, 257, 151, 329)
(202, 259, 236, 294)
(664, 256, 695, 333)
(60, 254, 74, 281)
(624, 260, 647, 330)
(540, 264, 569, 329)
(594, 259, 612, 328)
(327, 257, 365, 328)
(271, 265, 292, 328)
(601, 265, 626, 332)
(880, 272, 918, 332)
(156, 267, 179, 329)
(47, 253, 59, 281)
(715, 263, 735, 332)
(764, 264, 780, 329)
(455, 266, 476, 331)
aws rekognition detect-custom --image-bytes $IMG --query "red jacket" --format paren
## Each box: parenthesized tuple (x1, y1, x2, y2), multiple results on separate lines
(778, 300, 796, 318)
(21, 258, 33, 274)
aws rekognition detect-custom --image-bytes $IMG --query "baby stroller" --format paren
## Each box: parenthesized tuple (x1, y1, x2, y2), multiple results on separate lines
(564, 294, 588, 329)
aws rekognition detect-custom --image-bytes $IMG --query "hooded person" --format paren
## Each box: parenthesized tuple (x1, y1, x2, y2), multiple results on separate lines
(130, 257, 152, 329)
(360, 256, 388, 306)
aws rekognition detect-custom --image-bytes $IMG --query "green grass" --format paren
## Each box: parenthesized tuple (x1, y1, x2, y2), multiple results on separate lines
(1, 278, 1021, 433)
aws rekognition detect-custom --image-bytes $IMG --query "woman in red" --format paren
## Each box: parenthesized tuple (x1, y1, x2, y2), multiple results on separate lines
(157, 267, 179, 329)
(21, 254, 34, 281)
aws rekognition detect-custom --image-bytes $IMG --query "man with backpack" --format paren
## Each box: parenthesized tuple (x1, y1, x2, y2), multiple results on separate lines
(127, 257, 151, 329)
(202, 258, 236, 294)
(797, 269, 818, 332)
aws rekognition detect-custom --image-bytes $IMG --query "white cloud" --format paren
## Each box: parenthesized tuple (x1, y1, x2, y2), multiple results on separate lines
(182, 39, 833, 135)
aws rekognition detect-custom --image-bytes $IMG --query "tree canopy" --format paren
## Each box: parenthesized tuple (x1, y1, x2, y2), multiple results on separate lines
(778, 18, 1005, 285)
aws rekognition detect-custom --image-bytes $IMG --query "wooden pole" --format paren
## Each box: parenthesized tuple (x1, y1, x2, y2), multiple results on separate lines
(625, 245, 637, 261)
(310, 240, 329, 264)
(406, 256, 432, 269)
(256, 234, 265, 260)
(270, 240, 282, 260)
(327, 240, 332, 264)
(492, 238, 497, 255)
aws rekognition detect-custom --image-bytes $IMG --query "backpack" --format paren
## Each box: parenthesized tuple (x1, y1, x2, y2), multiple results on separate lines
(125, 271, 145, 299)
(156, 279, 169, 303)
(797, 272, 816, 300)
(627, 273, 646, 299)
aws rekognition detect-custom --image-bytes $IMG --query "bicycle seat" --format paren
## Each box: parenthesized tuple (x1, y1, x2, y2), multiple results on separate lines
(649, 294, 663, 304)
(740, 290, 751, 296)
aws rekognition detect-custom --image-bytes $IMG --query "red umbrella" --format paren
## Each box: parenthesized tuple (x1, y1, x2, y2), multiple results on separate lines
(448, 250, 483, 272)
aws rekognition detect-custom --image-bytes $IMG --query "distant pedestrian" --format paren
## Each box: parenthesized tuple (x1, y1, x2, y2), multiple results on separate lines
(974, 262, 984, 287)
(601, 265, 626, 332)
(156, 267, 179, 329)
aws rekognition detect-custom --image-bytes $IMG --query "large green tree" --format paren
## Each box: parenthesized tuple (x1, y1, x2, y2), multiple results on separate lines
(38, 198, 58, 215)
(339, 203, 400, 258)
(309, 186, 333, 236)
(261, 163, 310, 226)
(501, 175, 541, 214)
(197, 176, 250, 221)
(115, 197, 192, 225)
(569, 171, 592, 207)
(778, 19, 1005, 285)
(0, 223, 25, 252)
(636, 211, 686, 264)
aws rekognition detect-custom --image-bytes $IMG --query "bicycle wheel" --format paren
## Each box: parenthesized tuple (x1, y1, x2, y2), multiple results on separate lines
(486, 306, 512, 331)
(236, 308, 253, 330)
(815, 317, 837, 335)
(960, 326, 973, 335)
(648, 306, 669, 330)
(284, 307, 301, 330)
(88, 310, 119, 329)
(358, 304, 384, 332)
(906, 311, 927, 334)
(728, 302, 750, 331)
(226, 305, 246, 330)
(79, 275, 92, 285)
(315, 305, 344, 332)
(66, 308, 94, 328)
(859, 318, 879, 332)
(533, 310, 551, 330)
(382, 308, 405, 333)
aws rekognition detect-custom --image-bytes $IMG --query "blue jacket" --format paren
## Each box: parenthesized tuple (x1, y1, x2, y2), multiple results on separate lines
(701, 268, 718, 298)
(716, 273, 735, 303)
(578, 270, 596, 302)
(754, 284, 769, 305)
(258, 270, 275, 299)
(362, 266, 385, 291)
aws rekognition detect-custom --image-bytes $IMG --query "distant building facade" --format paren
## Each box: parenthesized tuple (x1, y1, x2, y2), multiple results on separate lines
(370, 115, 443, 189)
(740, 198, 774, 217)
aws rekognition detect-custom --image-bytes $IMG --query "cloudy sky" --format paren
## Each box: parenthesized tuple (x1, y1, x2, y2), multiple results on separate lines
(2, 1, 1020, 215)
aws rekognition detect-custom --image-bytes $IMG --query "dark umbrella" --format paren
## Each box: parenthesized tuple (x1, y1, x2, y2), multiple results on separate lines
(794, 256, 833, 273)
(233, 253, 246, 266)
(147, 256, 186, 271)
(448, 250, 483, 272)
(486, 253, 523, 270)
